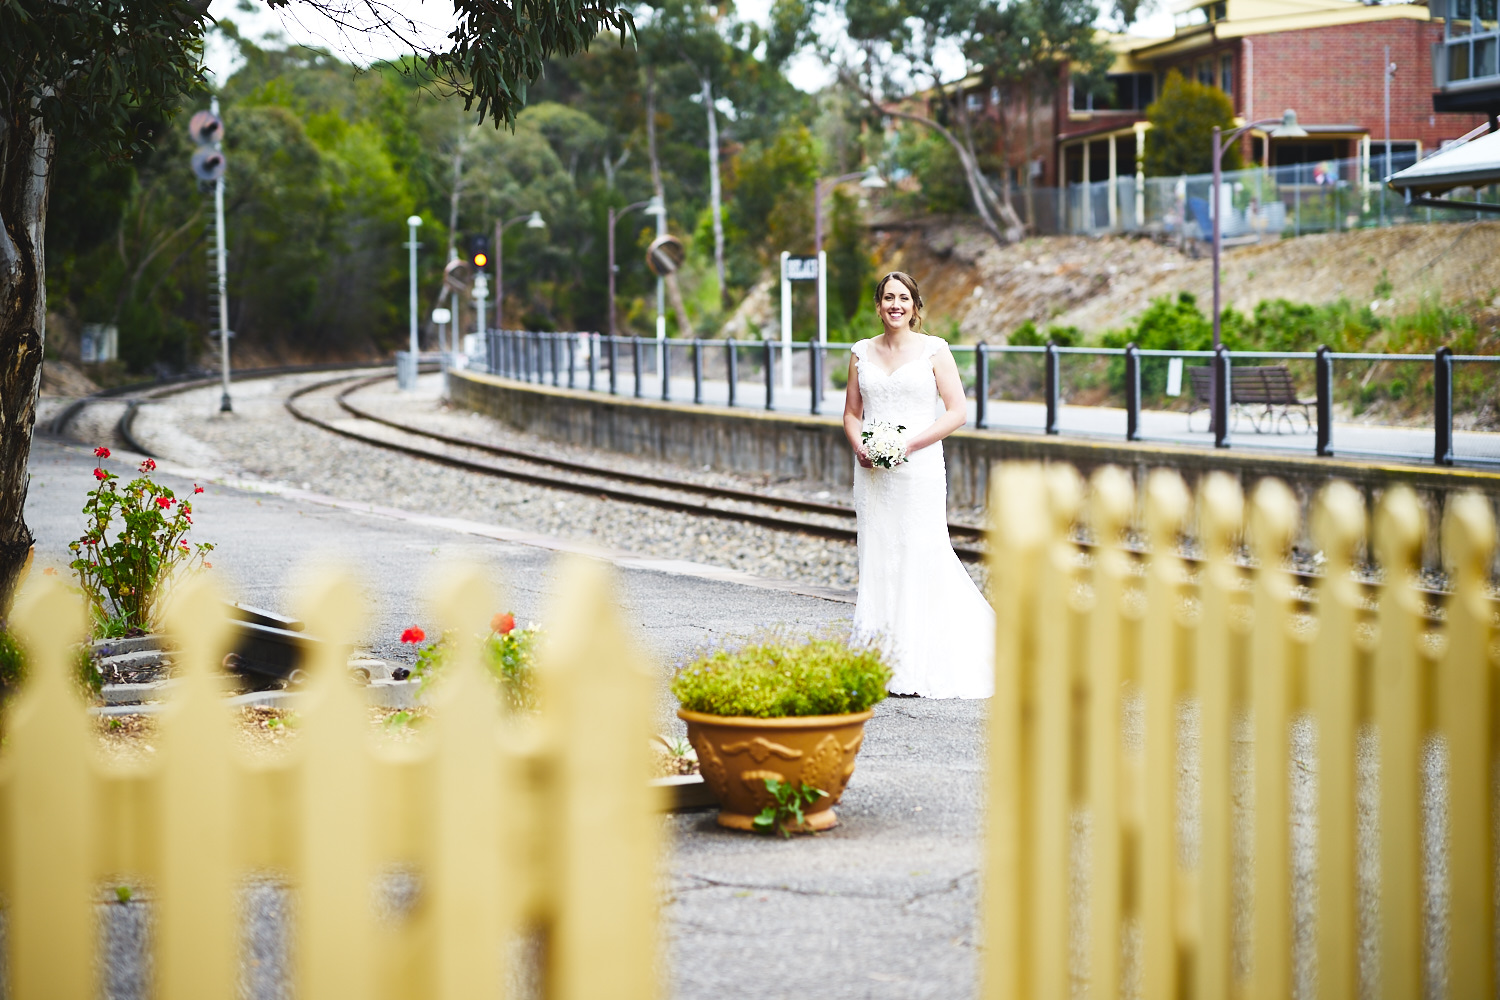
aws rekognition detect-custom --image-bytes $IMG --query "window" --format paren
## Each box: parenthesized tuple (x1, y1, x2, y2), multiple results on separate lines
(1197, 58, 1215, 86)
(1071, 73, 1155, 111)
(967, 91, 984, 112)
(1220, 53, 1235, 95)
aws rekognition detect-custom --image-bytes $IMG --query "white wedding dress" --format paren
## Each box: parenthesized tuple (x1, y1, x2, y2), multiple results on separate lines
(850, 336, 995, 699)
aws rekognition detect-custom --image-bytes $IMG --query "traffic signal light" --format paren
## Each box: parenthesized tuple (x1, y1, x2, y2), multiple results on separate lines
(469, 235, 489, 269)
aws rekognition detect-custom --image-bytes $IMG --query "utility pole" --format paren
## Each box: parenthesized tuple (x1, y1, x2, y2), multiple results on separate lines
(405, 215, 422, 364)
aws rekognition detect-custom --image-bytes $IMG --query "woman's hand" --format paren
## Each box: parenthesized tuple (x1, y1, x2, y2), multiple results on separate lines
(855, 443, 875, 469)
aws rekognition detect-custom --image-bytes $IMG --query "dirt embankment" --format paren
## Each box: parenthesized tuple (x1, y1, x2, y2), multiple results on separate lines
(870, 218, 1500, 342)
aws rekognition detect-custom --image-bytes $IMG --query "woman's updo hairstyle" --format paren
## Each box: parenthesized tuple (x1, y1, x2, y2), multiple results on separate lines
(873, 271, 924, 331)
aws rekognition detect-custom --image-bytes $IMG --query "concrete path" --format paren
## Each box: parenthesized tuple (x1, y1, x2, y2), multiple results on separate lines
(26, 433, 986, 999)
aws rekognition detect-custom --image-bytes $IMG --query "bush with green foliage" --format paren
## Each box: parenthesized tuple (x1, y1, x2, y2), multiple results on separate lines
(1144, 71, 1241, 177)
(69, 451, 213, 636)
(671, 629, 892, 718)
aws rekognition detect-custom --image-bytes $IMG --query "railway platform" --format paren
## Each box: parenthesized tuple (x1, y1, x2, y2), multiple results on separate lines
(26, 420, 987, 999)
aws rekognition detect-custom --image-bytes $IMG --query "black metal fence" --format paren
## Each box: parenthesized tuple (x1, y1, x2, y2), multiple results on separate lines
(479, 331, 1500, 468)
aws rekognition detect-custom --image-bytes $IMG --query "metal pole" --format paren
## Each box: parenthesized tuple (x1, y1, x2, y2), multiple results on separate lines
(406, 215, 421, 373)
(1315, 345, 1333, 456)
(1044, 342, 1059, 434)
(810, 342, 822, 415)
(765, 340, 776, 411)
(692, 339, 703, 405)
(1213, 344, 1231, 449)
(633, 337, 644, 398)
(608, 336, 619, 395)
(212, 98, 231, 412)
(1435, 346, 1454, 465)
(589, 333, 599, 392)
(975, 343, 989, 428)
(779, 251, 792, 392)
(726, 338, 738, 408)
(607, 207, 617, 339)
(661, 338, 671, 401)
(1124, 343, 1141, 441)
(816, 248, 828, 393)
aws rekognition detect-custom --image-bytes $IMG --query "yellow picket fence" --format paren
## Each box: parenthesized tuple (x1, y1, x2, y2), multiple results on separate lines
(4, 557, 659, 1000)
(981, 463, 1498, 1000)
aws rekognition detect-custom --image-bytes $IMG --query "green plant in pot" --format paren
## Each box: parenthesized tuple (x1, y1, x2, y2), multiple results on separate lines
(671, 629, 891, 834)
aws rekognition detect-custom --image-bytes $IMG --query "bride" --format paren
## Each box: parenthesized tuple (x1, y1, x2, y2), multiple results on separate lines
(841, 272, 994, 699)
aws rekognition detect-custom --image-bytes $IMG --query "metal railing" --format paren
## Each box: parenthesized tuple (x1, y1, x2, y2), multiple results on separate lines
(481, 330, 1500, 468)
(1002, 151, 1500, 237)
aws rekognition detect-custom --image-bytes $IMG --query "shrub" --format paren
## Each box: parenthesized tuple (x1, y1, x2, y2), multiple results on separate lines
(671, 629, 892, 718)
(0, 628, 105, 700)
(407, 612, 537, 713)
(68, 451, 214, 635)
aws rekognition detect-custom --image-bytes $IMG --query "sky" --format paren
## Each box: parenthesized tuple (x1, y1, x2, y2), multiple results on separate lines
(204, 0, 1177, 93)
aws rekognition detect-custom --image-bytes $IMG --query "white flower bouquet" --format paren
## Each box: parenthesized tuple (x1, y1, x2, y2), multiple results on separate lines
(860, 421, 908, 469)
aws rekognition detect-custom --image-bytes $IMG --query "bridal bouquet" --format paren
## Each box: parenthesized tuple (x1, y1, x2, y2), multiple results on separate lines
(860, 421, 908, 468)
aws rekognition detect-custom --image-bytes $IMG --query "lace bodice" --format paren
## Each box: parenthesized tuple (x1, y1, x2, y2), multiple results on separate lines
(852, 336, 946, 450)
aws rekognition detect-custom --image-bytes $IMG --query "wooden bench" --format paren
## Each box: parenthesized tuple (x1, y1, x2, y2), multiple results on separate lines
(1187, 364, 1314, 434)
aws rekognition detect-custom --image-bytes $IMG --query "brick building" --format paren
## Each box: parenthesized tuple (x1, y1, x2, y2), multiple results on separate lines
(1045, 0, 1491, 192)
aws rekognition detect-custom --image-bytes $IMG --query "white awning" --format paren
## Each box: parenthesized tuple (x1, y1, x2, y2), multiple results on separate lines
(1387, 128, 1500, 195)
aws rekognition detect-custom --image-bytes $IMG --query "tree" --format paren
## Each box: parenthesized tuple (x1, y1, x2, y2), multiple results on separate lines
(966, 0, 1112, 228)
(829, 0, 1027, 244)
(0, 0, 634, 612)
(1144, 70, 1241, 177)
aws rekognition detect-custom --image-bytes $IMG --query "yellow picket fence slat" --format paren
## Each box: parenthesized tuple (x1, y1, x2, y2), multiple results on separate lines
(5, 556, 659, 1000)
(982, 463, 1498, 1000)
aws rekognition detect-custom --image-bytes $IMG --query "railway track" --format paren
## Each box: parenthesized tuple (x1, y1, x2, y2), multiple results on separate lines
(283, 372, 990, 563)
(83, 366, 1488, 613)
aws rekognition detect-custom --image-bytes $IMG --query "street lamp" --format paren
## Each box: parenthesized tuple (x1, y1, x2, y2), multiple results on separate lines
(1211, 110, 1306, 347)
(493, 211, 546, 331)
(404, 215, 422, 366)
(606, 196, 665, 338)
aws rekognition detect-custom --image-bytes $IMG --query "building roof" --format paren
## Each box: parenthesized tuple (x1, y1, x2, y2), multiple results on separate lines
(1388, 129, 1500, 193)
(1128, 0, 1430, 60)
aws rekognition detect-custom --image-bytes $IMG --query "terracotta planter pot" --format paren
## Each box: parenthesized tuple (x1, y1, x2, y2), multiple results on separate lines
(677, 708, 874, 832)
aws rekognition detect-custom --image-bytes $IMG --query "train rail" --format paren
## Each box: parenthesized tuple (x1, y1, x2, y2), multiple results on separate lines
(285, 373, 1498, 612)
(283, 372, 990, 563)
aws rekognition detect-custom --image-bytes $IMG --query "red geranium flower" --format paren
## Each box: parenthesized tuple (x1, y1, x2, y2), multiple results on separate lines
(491, 612, 516, 634)
(93, 468, 107, 481)
(401, 627, 426, 644)
(94, 446, 110, 458)
(194, 485, 204, 494)
(139, 459, 156, 473)
(155, 496, 173, 509)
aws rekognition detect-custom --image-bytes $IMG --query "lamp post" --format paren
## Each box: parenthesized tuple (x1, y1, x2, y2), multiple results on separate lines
(493, 211, 546, 332)
(607, 196, 665, 338)
(1211, 110, 1306, 347)
(1209, 109, 1305, 446)
(404, 215, 422, 362)
(812, 167, 886, 349)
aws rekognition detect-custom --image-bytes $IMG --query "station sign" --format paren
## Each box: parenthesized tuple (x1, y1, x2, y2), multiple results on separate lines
(783, 255, 819, 281)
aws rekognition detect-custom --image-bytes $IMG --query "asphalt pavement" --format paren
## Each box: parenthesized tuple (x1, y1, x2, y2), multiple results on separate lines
(25, 432, 988, 1000)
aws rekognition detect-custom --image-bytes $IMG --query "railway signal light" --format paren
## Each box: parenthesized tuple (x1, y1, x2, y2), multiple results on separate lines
(469, 235, 489, 269)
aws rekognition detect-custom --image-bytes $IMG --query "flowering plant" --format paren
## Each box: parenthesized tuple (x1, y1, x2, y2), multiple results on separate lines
(860, 421, 908, 469)
(407, 610, 536, 712)
(68, 449, 214, 635)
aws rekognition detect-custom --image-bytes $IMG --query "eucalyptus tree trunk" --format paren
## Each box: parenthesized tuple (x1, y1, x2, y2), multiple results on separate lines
(0, 111, 54, 616)
(700, 77, 728, 311)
